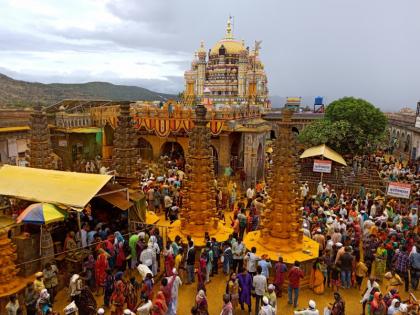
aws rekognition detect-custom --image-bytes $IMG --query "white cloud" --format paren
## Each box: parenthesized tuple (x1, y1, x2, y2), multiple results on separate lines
(0, 0, 419, 109)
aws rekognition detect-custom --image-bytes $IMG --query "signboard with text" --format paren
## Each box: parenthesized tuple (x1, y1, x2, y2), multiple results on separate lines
(313, 159, 332, 173)
(387, 182, 411, 199)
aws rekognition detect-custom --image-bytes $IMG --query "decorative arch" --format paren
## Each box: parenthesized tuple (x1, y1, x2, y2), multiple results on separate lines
(138, 137, 153, 161)
(270, 130, 277, 139)
(292, 126, 299, 135)
(160, 141, 184, 159)
(103, 122, 114, 146)
(405, 134, 411, 152)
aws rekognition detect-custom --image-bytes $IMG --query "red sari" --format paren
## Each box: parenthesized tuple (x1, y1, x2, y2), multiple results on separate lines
(115, 242, 126, 269)
(152, 291, 168, 315)
(95, 252, 108, 287)
(274, 262, 287, 297)
(164, 252, 175, 277)
(111, 280, 125, 315)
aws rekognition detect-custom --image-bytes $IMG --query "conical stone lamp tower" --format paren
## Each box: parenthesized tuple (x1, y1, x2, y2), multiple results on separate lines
(167, 104, 232, 246)
(0, 230, 22, 296)
(243, 109, 319, 263)
(27, 105, 54, 169)
(112, 102, 138, 178)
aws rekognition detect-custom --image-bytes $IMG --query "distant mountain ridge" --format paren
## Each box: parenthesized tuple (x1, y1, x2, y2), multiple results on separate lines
(0, 73, 176, 107)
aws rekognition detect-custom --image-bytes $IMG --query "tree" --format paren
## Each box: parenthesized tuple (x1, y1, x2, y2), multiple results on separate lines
(298, 97, 387, 155)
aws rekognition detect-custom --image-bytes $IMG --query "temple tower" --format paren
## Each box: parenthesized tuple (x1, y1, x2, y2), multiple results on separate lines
(27, 105, 53, 169)
(112, 102, 138, 178)
(196, 41, 206, 98)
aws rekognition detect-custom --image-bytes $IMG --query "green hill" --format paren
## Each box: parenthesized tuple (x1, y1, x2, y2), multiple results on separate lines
(0, 73, 176, 107)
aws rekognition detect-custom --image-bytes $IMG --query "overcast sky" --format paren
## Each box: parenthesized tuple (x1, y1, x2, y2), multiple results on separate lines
(0, 0, 419, 110)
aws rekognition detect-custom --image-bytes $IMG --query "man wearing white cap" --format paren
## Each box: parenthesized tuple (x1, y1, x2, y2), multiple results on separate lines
(265, 284, 277, 313)
(258, 296, 275, 315)
(293, 300, 319, 314)
(123, 309, 135, 315)
(97, 308, 105, 314)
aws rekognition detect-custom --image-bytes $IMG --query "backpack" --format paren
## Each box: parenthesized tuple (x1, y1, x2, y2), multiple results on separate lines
(212, 241, 220, 258)
(239, 215, 247, 228)
(205, 249, 212, 263)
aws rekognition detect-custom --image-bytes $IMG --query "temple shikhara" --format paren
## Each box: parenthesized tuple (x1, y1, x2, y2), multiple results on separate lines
(184, 17, 269, 107)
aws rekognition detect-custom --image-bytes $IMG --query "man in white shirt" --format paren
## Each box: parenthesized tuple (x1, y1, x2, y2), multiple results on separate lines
(293, 300, 319, 315)
(246, 186, 255, 208)
(253, 265, 267, 315)
(245, 247, 259, 276)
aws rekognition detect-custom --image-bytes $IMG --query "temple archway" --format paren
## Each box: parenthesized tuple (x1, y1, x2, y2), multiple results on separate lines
(160, 141, 184, 160)
(405, 134, 411, 153)
(103, 123, 114, 146)
(230, 138, 241, 170)
(256, 143, 264, 181)
(292, 126, 299, 135)
(210, 145, 219, 175)
(138, 137, 153, 161)
(270, 130, 277, 139)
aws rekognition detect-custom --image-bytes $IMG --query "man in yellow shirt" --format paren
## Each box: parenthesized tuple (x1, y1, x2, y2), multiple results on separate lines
(174, 247, 184, 273)
(355, 258, 368, 290)
(33, 272, 45, 294)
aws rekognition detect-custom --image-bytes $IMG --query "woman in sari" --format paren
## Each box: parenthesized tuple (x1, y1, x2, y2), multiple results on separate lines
(95, 249, 109, 295)
(125, 277, 138, 312)
(370, 292, 387, 315)
(310, 258, 325, 294)
(105, 234, 116, 270)
(274, 256, 287, 297)
(226, 272, 239, 312)
(152, 291, 168, 315)
(77, 286, 97, 315)
(373, 244, 387, 282)
(163, 244, 175, 277)
(114, 231, 126, 271)
(195, 290, 209, 315)
(110, 276, 125, 315)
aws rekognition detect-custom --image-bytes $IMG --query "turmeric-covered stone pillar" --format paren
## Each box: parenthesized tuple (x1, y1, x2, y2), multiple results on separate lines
(243, 109, 319, 272)
(167, 104, 232, 246)
(27, 105, 54, 169)
(112, 103, 138, 178)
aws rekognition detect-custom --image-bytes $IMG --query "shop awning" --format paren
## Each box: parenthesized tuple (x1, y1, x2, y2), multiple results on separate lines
(0, 165, 112, 209)
(300, 144, 347, 166)
(54, 127, 102, 134)
(95, 184, 133, 211)
(99, 193, 132, 210)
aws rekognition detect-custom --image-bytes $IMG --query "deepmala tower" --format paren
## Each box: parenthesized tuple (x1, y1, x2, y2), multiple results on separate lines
(243, 110, 319, 281)
(167, 104, 232, 246)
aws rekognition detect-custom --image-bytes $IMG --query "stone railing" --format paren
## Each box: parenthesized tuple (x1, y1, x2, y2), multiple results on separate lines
(55, 112, 92, 128)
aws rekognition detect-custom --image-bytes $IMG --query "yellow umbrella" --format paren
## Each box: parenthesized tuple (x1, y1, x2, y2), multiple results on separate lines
(300, 144, 347, 166)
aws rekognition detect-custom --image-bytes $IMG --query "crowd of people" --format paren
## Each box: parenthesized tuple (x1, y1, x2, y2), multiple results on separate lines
(4, 148, 420, 315)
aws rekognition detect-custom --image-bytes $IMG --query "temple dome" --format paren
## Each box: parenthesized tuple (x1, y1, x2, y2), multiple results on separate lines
(210, 39, 245, 56)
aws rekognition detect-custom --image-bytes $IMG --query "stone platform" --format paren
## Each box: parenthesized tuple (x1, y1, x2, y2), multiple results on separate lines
(243, 232, 319, 264)
(167, 220, 232, 247)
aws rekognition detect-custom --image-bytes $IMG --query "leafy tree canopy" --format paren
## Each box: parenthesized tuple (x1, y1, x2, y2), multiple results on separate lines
(298, 97, 387, 155)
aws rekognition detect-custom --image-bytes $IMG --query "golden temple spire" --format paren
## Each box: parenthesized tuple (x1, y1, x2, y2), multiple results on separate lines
(197, 40, 206, 53)
(225, 16, 234, 39)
